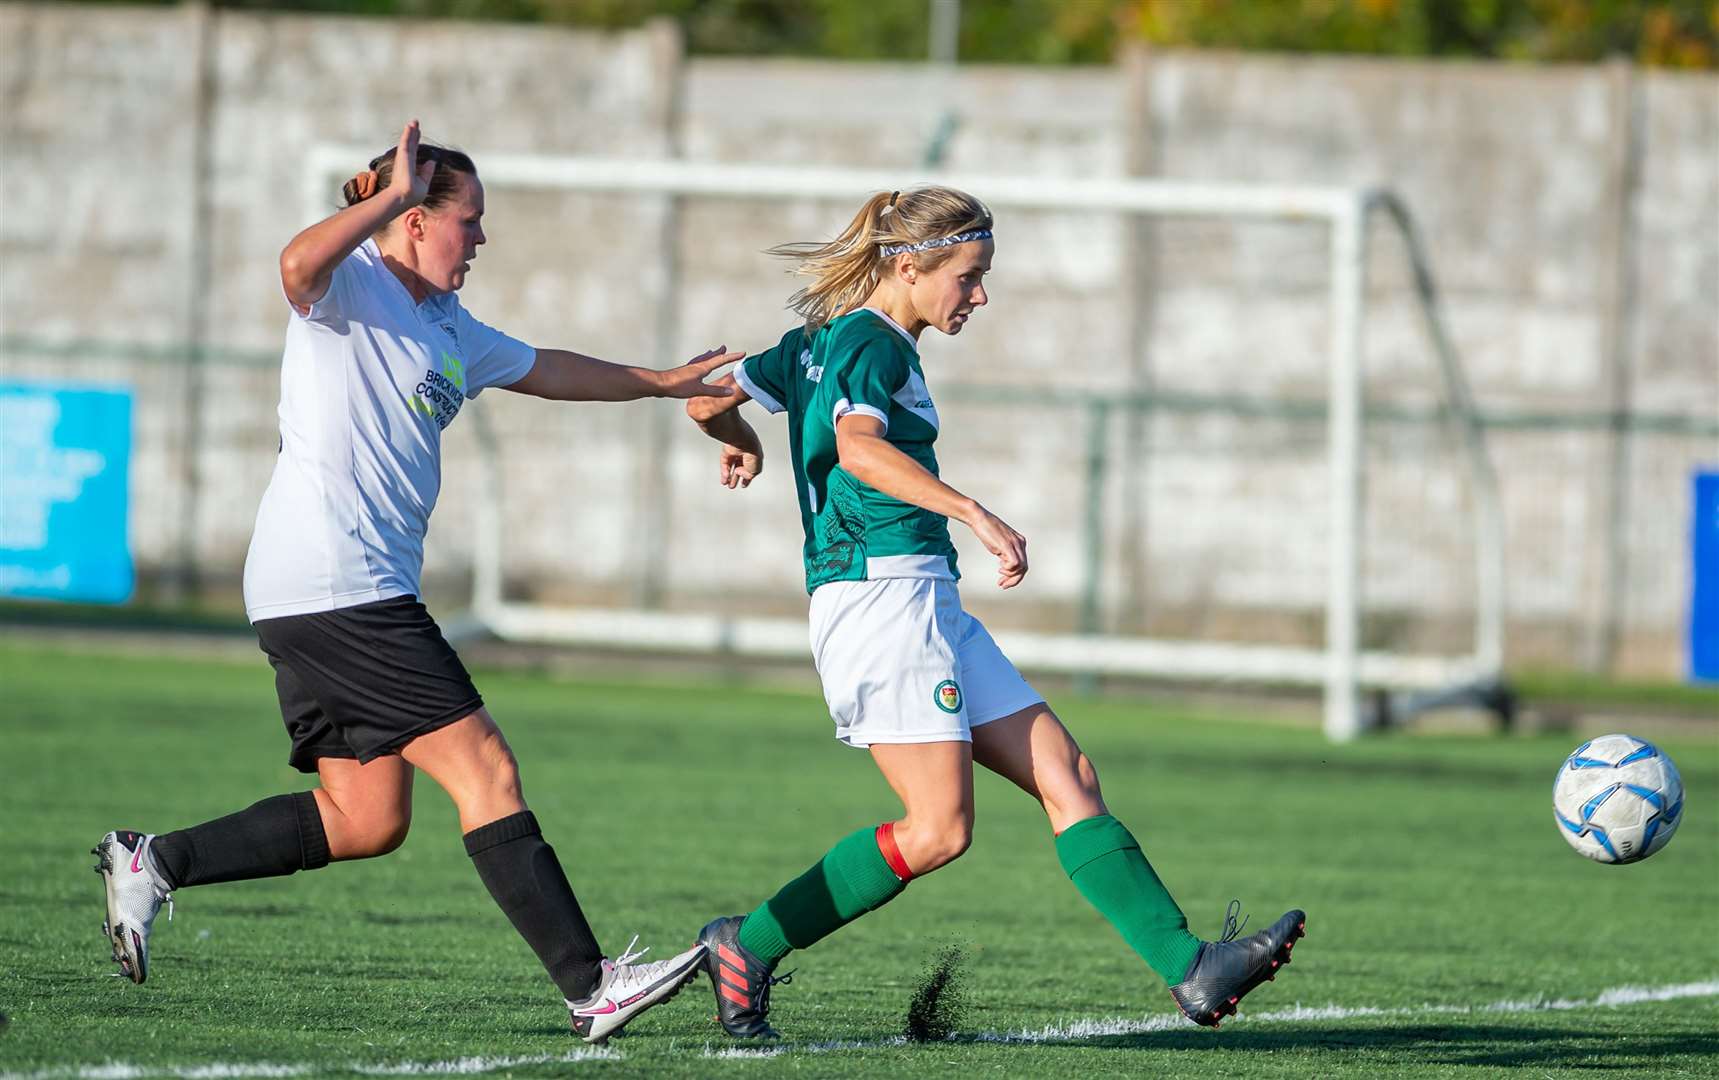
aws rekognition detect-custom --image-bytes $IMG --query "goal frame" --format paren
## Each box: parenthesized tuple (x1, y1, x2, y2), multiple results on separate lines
(304, 147, 1506, 741)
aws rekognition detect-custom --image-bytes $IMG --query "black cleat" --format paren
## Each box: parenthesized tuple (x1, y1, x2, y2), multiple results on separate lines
(1169, 902, 1305, 1028)
(698, 915, 792, 1040)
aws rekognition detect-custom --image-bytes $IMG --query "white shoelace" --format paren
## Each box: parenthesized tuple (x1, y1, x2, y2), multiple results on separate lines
(566, 936, 658, 1006)
(606, 935, 663, 990)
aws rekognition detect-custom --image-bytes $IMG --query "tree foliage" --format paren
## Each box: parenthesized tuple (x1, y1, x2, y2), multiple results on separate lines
(86, 0, 1719, 68)
(1132, 0, 1717, 69)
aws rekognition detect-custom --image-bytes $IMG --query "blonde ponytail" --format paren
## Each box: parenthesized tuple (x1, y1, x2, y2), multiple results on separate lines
(770, 186, 993, 329)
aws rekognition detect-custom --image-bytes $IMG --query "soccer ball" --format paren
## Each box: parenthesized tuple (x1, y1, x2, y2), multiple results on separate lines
(1552, 734, 1684, 864)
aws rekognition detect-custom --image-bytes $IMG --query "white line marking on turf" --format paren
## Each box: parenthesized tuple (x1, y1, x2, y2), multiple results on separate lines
(699, 977, 1719, 1056)
(979, 977, 1719, 1045)
(5, 981, 1713, 1077)
(0, 1049, 619, 1080)
(352, 1050, 619, 1075)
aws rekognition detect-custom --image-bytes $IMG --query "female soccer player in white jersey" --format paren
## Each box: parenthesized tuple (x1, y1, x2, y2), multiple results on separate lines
(92, 121, 727, 1043)
(685, 187, 1306, 1037)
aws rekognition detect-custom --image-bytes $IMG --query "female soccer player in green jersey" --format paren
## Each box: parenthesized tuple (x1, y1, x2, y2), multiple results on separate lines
(685, 187, 1307, 1038)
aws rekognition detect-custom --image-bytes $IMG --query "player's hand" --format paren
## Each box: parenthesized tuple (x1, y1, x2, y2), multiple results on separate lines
(659, 347, 741, 400)
(389, 120, 435, 208)
(719, 444, 762, 488)
(967, 505, 1027, 589)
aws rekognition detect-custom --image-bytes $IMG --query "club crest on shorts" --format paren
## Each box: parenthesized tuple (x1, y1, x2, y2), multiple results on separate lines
(934, 679, 962, 714)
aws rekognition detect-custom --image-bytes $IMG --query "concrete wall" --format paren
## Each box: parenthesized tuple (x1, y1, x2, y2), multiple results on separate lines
(2, 4, 1714, 675)
(1120, 50, 1718, 668)
(1, 3, 682, 600)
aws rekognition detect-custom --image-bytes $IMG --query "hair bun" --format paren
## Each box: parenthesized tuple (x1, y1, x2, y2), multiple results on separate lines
(342, 169, 379, 206)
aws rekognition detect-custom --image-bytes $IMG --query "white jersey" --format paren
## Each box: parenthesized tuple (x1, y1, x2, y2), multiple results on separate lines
(243, 238, 536, 622)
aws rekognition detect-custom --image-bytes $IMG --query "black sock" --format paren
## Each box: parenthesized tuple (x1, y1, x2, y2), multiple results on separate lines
(149, 791, 331, 890)
(463, 811, 603, 1002)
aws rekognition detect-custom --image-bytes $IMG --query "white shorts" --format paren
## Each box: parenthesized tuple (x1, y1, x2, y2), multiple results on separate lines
(808, 576, 1043, 748)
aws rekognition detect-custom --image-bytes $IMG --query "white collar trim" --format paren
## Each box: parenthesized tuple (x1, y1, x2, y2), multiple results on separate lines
(860, 307, 919, 352)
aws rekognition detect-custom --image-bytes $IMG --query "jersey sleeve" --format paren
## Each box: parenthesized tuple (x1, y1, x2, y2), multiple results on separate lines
(731, 328, 800, 415)
(452, 305, 537, 399)
(291, 253, 361, 327)
(822, 338, 910, 434)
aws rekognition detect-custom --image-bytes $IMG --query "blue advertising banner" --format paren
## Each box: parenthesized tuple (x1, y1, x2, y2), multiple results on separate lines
(1693, 470, 1719, 684)
(0, 382, 134, 603)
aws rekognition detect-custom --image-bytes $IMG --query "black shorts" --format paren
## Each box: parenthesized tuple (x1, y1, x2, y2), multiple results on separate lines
(254, 596, 483, 773)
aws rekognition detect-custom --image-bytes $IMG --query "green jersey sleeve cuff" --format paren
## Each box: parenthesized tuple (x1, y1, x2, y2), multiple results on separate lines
(733, 362, 785, 414)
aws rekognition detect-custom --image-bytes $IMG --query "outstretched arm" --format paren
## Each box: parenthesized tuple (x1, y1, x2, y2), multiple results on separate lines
(686, 373, 751, 424)
(836, 414, 1027, 589)
(280, 120, 433, 313)
(686, 374, 763, 488)
(506, 346, 740, 403)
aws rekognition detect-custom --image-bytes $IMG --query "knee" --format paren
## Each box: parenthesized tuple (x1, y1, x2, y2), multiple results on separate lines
(1043, 753, 1107, 829)
(911, 816, 973, 874)
(452, 727, 523, 805)
(939, 820, 975, 868)
(1074, 753, 1103, 801)
(365, 813, 412, 857)
(331, 805, 412, 859)
(486, 745, 524, 804)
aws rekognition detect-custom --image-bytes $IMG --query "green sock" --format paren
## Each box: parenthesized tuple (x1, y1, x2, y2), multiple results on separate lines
(1056, 814, 1202, 985)
(737, 826, 907, 967)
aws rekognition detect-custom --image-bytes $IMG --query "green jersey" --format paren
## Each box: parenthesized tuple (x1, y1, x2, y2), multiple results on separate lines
(734, 308, 958, 593)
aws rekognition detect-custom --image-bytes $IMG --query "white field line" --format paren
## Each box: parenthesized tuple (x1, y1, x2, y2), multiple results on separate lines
(977, 977, 1719, 1045)
(0, 1049, 618, 1080)
(700, 977, 1719, 1058)
(5, 981, 1714, 1077)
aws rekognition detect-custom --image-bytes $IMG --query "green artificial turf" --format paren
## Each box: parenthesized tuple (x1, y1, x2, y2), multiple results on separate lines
(1, 639, 1714, 1078)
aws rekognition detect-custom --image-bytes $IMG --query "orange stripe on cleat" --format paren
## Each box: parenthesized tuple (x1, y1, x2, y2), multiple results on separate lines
(718, 943, 748, 971)
(719, 981, 752, 1007)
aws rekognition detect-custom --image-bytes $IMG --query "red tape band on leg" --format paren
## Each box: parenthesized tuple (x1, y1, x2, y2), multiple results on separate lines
(875, 821, 914, 882)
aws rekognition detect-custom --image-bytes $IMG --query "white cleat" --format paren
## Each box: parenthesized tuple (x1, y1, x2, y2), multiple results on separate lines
(567, 936, 707, 1044)
(92, 830, 173, 984)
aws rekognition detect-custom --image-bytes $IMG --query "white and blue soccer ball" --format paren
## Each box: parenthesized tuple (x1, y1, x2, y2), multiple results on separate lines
(1552, 734, 1684, 864)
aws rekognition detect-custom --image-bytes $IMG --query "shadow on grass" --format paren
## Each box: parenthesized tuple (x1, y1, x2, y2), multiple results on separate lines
(359, 910, 452, 927)
(187, 902, 305, 918)
(0, 890, 64, 910)
(1027, 1024, 1719, 1069)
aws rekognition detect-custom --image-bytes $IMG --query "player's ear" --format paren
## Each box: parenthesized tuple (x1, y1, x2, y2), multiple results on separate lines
(401, 206, 427, 241)
(893, 255, 917, 286)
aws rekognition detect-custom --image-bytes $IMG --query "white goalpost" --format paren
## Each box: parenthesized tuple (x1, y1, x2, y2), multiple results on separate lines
(304, 147, 1506, 742)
